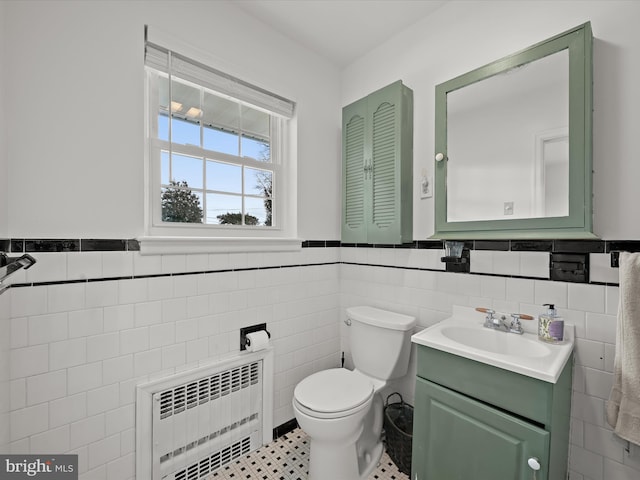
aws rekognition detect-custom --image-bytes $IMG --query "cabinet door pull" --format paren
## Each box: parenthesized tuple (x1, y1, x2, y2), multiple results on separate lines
(528, 457, 541, 480)
(364, 158, 372, 179)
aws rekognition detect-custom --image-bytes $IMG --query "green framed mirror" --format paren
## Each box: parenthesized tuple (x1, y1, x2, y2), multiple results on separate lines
(434, 23, 594, 239)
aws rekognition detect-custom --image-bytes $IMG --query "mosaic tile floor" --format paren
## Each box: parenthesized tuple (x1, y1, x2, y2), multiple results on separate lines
(208, 428, 409, 480)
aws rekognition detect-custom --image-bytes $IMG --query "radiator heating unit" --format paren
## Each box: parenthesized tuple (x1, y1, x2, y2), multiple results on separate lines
(136, 348, 274, 480)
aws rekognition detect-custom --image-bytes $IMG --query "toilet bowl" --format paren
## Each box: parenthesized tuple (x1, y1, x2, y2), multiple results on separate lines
(293, 368, 383, 480)
(292, 306, 416, 480)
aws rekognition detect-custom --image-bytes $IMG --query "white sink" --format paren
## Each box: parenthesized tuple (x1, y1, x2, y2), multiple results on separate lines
(439, 325, 551, 358)
(411, 306, 574, 383)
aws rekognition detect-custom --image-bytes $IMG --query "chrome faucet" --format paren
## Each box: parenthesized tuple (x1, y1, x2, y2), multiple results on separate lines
(477, 308, 527, 335)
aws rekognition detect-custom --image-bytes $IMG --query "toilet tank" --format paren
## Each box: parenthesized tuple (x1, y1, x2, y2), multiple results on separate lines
(347, 306, 416, 381)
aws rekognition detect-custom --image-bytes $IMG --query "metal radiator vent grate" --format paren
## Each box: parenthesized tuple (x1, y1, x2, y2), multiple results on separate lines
(173, 436, 251, 480)
(159, 362, 260, 419)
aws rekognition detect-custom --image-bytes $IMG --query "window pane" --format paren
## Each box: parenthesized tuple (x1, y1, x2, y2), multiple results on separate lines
(158, 113, 169, 141)
(204, 127, 238, 156)
(161, 186, 203, 223)
(241, 105, 270, 161)
(171, 80, 201, 147)
(158, 75, 169, 111)
(245, 196, 269, 226)
(171, 117, 200, 147)
(244, 168, 272, 197)
(161, 150, 170, 185)
(156, 75, 170, 141)
(207, 160, 241, 194)
(172, 153, 203, 189)
(150, 65, 281, 230)
(206, 193, 242, 225)
(203, 92, 239, 155)
(241, 105, 270, 138)
(241, 135, 270, 161)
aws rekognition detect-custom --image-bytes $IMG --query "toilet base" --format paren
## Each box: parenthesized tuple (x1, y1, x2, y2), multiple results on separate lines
(307, 434, 383, 480)
(357, 440, 385, 479)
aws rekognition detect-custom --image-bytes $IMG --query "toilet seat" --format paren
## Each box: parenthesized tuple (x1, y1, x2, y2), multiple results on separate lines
(294, 368, 373, 419)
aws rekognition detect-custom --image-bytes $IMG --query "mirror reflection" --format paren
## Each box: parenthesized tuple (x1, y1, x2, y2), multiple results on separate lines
(447, 49, 569, 222)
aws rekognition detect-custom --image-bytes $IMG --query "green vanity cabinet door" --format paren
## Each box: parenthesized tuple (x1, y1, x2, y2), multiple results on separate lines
(342, 80, 413, 244)
(413, 378, 550, 480)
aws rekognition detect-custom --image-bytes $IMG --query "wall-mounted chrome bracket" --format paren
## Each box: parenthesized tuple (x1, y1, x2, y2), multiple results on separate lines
(0, 253, 37, 293)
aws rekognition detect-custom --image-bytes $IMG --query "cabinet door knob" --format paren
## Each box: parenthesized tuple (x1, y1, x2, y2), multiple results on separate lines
(435, 152, 445, 162)
(527, 457, 541, 471)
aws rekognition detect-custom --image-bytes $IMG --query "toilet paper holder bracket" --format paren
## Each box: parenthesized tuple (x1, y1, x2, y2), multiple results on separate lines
(240, 323, 271, 351)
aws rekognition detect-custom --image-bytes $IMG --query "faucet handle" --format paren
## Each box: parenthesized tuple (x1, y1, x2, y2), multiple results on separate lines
(476, 307, 496, 326)
(475, 307, 495, 316)
(509, 313, 533, 334)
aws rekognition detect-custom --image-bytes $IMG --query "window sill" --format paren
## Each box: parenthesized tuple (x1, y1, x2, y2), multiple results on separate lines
(137, 236, 303, 255)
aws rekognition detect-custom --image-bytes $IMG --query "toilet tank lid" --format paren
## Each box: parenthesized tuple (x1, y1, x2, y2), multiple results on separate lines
(346, 306, 416, 331)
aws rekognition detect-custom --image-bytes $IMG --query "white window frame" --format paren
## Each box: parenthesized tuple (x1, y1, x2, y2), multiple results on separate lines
(140, 27, 300, 254)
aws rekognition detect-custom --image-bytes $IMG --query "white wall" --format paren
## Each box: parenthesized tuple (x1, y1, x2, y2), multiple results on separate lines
(1, 0, 345, 477)
(0, 0, 11, 453)
(4, 1, 640, 480)
(0, 293, 9, 453)
(3, 0, 342, 240)
(339, 2, 640, 479)
(342, 0, 640, 240)
(0, 1, 7, 239)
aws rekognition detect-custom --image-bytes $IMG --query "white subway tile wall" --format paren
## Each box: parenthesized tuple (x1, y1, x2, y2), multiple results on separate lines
(340, 249, 635, 480)
(4, 246, 638, 480)
(0, 292, 10, 452)
(6, 248, 341, 480)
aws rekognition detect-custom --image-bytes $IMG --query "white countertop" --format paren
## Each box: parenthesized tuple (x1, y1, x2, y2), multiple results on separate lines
(411, 306, 574, 383)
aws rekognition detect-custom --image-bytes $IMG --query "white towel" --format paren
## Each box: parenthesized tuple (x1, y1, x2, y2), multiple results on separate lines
(606, 252, 640, 445)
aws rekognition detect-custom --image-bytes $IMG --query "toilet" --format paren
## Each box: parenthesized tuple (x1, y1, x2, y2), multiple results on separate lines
(293, 306, 416, 480)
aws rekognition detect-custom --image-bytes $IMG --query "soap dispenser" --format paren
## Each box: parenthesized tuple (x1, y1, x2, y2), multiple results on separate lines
(538, 304, 564, 344)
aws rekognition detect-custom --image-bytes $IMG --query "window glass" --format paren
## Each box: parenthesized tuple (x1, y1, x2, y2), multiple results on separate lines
(245, 168, 271, 197)
(207, 193, 242, 225)
(161, 151, 170, 185)
(207, 161, 241, 194)
(161, 185, 203, 224)
(241, 135, 270, 161)
(203, 92, 239, 155)
(245, 196, 269, 226)
(148, 69, 283, 228)
(170, 153, 203, 190)
(241, 106, 270, 161)
(170, 79, 201, 147)
(204, 128, 238, 156)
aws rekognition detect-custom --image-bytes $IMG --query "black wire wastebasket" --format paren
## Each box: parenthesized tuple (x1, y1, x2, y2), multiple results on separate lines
(383, 392, 413, 475)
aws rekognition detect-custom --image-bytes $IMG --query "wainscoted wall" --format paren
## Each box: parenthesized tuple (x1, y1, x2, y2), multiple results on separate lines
(0, 292, 9, 452)
(4, 241, 640, 480)
(339, 245, 640, 480)
(5, 246, 341, 479)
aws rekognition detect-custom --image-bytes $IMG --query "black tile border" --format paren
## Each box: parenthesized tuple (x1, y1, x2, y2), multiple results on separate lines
(475, 240, 510, 251)
(2, 238, 140, 253)
(2, 237, 637, 293)
(337, 238, 640, 256)
(2, 237, 635, 254)
(510, 240, 553, 252)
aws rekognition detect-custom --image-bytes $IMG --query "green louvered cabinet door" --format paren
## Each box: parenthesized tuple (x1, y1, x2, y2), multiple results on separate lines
(342, 80, 413, 244)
